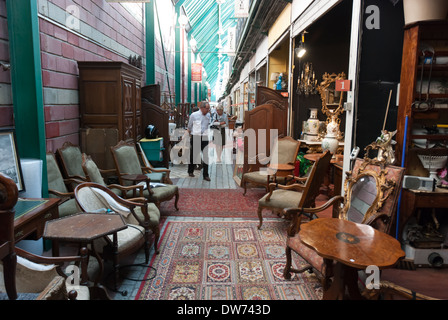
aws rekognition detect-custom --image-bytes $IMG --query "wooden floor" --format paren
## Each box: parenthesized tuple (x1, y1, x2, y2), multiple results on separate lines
(169, 142, 238, 189)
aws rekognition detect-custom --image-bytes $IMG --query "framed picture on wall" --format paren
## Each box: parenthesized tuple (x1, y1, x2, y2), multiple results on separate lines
(0, 129, 25, 192)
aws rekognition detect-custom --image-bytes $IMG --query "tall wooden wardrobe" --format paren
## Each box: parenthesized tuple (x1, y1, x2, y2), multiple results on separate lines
(78, 61, 143, 169)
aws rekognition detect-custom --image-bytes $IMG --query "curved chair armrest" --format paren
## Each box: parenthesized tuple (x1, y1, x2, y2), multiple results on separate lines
(126, 197, 146, 203)
(15, 246, 89, 280)
(15, 246, 87, 265)
(265, 182, 306, 201)
(48, 189, 74, 205)
(98, 168, 117, 176)
(286, 175, 307, 184)
(283, 195, 344, 236)
(145, 167, 171, 174)
(100, 188, 151, 225)
(106, 183, 145, 198)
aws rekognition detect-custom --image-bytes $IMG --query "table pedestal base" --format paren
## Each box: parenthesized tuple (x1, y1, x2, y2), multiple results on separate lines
(323, 262, 364, 300)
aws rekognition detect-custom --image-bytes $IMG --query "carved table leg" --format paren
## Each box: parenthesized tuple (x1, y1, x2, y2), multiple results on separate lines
(2, 252, 17, 300)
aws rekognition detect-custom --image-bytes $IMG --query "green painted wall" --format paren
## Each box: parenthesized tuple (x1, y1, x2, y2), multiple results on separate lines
(6, 0, 48, 196)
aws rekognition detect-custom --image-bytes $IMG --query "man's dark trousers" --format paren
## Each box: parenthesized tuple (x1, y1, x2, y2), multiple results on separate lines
(188, 135, 209, 178)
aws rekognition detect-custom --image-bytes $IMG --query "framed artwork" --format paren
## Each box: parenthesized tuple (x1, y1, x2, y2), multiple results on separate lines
(0, 129, 25, 192)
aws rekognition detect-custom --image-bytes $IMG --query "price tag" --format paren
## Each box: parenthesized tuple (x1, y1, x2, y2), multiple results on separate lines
(336, 80, 351, 92)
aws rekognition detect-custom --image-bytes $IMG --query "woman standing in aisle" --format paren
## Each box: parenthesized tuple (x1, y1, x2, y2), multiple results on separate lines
(212, 104, 229, 163)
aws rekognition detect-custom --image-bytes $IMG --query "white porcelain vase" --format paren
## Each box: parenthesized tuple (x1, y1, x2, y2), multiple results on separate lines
(306, 108, 320, 141)
(321, 135, 339, 155)
(403, 0, 448, 25)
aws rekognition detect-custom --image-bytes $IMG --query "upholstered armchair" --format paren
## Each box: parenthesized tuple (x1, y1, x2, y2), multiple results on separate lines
(110, 140, 179, 210)
(0, 173, 90, 300)
(56, 141, 86, 182)
(81, 153, 145, 198)
(282, 155, 405, 291)
(74, 182, 161, 260)
(241, 136, 300, 195)
(0, 247, 91, 300)
(136, 142, 173, 184)
(256, 151, 332, 230)
(46, 152, 82, 218)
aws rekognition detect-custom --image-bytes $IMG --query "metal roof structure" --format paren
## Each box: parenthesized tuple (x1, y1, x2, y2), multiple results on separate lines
(177, 0, 237, 100)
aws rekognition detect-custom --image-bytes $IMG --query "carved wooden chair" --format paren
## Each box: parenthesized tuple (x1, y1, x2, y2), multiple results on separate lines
(74, 182, 161, 259)
(282, 154, 405, 291)
(81, 153, 144, 198)
(56, 141, 86, 183)
(241, 136, 301, 195)
(46, 152, 82, 218)
(0, 174, 90, 300)
(74, 182, 161, 295)
(110, 140, 179, 210)
(136, 142, 173, 184)
(257, 151, 332, 229)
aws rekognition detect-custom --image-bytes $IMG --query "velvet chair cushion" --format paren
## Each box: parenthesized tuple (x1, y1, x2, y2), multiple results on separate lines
(60, 146, 85, 178)
(114, 145, 164, 183)
(83, 157, 122, 196)
(0, 256, 90, 300)
(46, 154, 69, 193)
(258, 189, 303, 210)
(286, 233, 325, 275)
(244, 171, 271, 184)
(113, 145, 144, 179)
(273, 138, 300, 165)
(58, 198, 80, 218)
(143, 184, 178, 202)
(145, 172, 164, 182)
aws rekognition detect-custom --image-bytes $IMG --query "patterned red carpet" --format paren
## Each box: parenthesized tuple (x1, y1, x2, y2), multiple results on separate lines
(160, 188, 279, 218)
(135, 219, 323, 300)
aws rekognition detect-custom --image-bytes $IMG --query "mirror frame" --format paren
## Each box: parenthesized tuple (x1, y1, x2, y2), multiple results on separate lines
(339, 156, 396, 225)
(317, 72, 346, 120)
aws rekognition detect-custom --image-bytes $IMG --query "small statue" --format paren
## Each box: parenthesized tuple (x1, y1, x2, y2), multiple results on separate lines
(276, 74, 283, 90)
(375, 130, 397, 165)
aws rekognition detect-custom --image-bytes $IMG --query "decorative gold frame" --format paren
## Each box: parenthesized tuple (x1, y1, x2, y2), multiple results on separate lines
(339, 146, 396, 225)
(317, 72, 346, 121)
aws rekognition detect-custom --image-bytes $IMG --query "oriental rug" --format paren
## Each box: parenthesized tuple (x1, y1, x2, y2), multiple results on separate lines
(160, 188, 278, 219)
(135, 219, 323, 300)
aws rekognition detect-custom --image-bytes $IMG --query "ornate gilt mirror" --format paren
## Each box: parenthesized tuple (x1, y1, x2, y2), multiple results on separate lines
(339, 155, 396, 226)
(317, 72, 346, 139)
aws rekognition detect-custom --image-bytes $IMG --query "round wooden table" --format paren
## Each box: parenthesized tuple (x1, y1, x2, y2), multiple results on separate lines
(300, 217, 405, 300)
(267, 163, 295, 182)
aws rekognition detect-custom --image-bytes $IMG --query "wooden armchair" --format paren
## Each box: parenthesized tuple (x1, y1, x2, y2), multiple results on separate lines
(74, 182, 161, 262)
(0, 173, 18, 300)
(0, 247, 91, 300)
(241, 136, 300, 195)
(257, 151, 332, 229)
(110, 140, 179, 210)
(136, 142, 173, 184)
(282, 154, 405, 291)
(81, 153, 144, 198)
(56, 141, 86, 182)
(46, 152, 82, 218)
(0, 173, 90, 300)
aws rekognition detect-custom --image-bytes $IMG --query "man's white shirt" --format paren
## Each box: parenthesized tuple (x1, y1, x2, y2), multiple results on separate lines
(188, 110, 211, 137)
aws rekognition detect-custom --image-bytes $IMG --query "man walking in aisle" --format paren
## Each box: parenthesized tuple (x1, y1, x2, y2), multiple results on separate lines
(187, 101, 212, 181)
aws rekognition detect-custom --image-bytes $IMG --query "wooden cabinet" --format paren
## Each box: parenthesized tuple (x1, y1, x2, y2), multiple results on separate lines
(78, 62, 143, 169)
(78, 61, 144, 142)
(396, 21, 448, 176)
